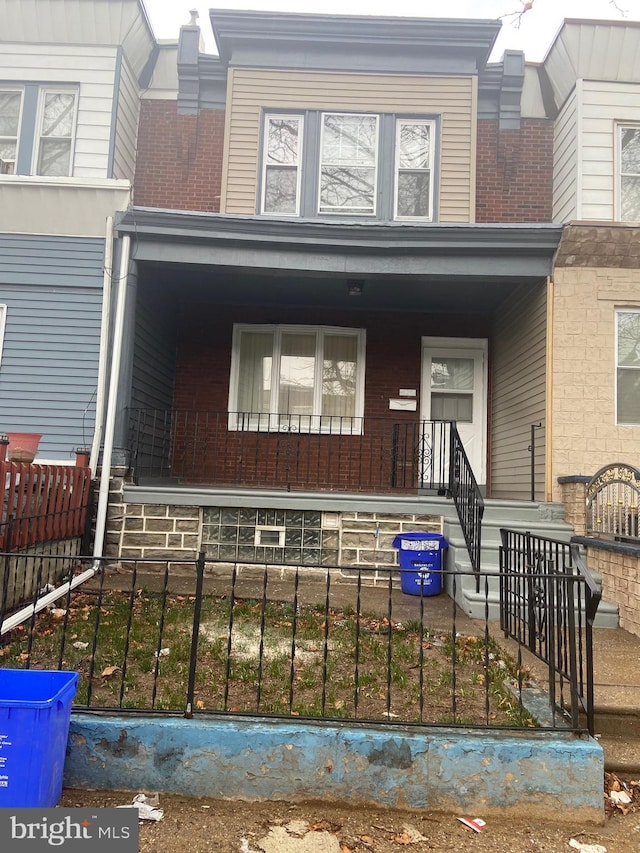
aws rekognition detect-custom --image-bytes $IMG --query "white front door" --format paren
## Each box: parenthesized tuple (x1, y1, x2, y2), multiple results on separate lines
(421, 337, 488, 486)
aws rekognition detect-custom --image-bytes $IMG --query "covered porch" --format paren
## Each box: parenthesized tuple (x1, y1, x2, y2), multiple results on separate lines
(113, 209, 562, 504)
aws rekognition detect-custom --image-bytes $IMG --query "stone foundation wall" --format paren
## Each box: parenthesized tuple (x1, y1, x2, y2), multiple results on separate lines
(557, 476, 589, 536)
(585, 541, 640, 638)
(107, 491, 442, 573)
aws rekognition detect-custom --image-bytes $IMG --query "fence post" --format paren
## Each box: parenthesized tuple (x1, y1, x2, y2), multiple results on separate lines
(185, 550, 206, 718)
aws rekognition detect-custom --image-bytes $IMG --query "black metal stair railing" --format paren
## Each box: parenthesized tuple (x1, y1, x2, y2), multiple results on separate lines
(448, 423, 485, 581)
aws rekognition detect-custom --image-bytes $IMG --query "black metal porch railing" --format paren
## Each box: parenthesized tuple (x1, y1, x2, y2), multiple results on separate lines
(449, 423, 484, 580)
(1, 551, 593, 734)
(499, 529, 601, 735)
(127, 409, 453, 494)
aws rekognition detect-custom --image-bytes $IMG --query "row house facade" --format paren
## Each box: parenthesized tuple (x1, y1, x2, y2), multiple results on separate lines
(2, 3, 639, 620)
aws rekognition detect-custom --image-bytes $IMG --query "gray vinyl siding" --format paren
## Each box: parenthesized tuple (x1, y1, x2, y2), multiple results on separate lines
(0, 234, 104, 458)
(490, 282, 548, 501)
(131, 282, 178, 412)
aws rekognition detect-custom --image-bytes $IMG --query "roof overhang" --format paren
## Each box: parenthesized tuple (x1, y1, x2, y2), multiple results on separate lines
(115, 209, 562, 286)
(209, 9, 501, 75)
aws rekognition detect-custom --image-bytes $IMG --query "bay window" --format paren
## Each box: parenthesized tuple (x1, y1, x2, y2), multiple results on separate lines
(230, 324, 366, 432)
(259, 109, 437, 221)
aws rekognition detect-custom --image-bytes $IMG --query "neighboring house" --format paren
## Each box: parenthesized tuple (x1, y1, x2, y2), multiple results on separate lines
(0, 0, 152, 461)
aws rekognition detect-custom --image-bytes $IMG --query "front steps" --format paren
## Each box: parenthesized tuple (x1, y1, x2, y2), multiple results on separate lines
(438, 497, 619, 628)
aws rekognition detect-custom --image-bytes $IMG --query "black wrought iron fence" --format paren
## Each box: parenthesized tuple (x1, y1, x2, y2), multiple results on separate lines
(450, 424, 484, 580)
(1, 551, 591, 733)
(499, 529, 601, 735)
(127, 409, 453, 494)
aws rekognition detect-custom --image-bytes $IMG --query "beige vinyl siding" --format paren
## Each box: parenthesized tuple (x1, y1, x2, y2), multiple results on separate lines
(490, 282, 548, 501)
(112, 55, 140, 181)
(221, 68, 476, 221)
(553, 89, 579, 222)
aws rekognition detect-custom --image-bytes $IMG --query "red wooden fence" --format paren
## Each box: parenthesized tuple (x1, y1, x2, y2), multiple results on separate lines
(0, 457, 92, 552)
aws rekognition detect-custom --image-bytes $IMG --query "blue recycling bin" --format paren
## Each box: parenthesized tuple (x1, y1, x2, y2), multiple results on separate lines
(392, 532, 447, 596)
(0, 669, 79, 807)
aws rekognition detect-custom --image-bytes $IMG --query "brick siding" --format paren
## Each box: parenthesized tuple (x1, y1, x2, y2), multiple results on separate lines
(134, 101, 225, 212)
(475, 119, 554, 223)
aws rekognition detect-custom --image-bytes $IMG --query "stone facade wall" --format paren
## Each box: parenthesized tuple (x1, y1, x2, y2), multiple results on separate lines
(108, 495, 442, 576)
(551, 233, 640, 501)
(557, 478, 589, 536)
(585, 543, 640, 638)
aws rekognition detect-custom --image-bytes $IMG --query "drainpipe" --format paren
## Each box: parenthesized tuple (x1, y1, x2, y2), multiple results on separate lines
(90, 216, 114, 473)
(93, 234, 131, 561)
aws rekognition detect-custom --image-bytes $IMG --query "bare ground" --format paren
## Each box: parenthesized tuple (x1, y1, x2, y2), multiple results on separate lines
(59, 777, 640, 853)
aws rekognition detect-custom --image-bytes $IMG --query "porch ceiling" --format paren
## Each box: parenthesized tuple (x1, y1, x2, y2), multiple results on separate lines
(117, 209, 563, 314)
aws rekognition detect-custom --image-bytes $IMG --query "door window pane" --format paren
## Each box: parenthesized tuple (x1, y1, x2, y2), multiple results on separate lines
(431, 392, 473, 422)
(431, 358, 474, 391)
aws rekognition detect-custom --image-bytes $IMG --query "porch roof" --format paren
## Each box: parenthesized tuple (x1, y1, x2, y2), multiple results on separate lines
(115, 208, 563, 287)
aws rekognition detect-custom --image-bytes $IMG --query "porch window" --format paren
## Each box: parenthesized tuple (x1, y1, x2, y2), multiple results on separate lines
(262, 115, 303, 215)
(616, 310, 640, 424)
(34, 90, 77, 177)
(229, 324, 365, 432)
(395, 120, 434, 220)
(0, 90, 22, 174)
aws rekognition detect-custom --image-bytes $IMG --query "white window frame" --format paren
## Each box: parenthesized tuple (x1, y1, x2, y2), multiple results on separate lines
(617, 124, 640, 223)
(318, 112, 379, 216)
(394, 118, 434, 222)
(0, 88, 24, 175)
(0, 304, 6, 367)
(32, 87, 78, 177)
(615, 308, 640, 425)
(261, 113, 304, 216)
(228, 324, 366, 434)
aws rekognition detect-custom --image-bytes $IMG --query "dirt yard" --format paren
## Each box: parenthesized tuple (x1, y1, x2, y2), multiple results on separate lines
(59, 774, 640, 853)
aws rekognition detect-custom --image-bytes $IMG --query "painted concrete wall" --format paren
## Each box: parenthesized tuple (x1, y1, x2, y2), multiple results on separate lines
(65, 714, 604, 821)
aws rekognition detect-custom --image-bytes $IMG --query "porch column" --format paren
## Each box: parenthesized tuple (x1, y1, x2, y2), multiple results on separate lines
(111, 245, 138, 467)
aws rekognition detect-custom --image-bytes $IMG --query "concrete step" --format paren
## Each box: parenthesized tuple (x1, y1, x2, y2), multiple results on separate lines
(592, 704, 640, 739)
(598, 734, 640, 775)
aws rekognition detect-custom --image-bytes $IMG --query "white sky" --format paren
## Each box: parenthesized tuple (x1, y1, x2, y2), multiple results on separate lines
(144, 0, 640, 62)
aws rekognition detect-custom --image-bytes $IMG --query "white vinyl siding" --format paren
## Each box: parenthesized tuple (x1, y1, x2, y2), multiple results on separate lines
(555, 80, 640, 222)
(0, 43, 127, 179)
(490, 282, 548, 501)
(0, 303, 6, 366)
(112, 55, 140, 181)
(222, 68, 475, 222)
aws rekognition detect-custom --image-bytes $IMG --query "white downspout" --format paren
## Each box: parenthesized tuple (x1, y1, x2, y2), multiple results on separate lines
(93, 234, 131, 561)
(90, 216, 114, 472)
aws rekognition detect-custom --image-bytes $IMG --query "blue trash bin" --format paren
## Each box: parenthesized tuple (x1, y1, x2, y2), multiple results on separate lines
(392, 532, 447, 596)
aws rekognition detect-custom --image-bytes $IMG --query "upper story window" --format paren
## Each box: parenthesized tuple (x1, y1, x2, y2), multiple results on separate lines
(229, 324, 366, 433)
(616, 309, 640, 425)
(0, 85, 77, 178)
(0, 91, 22, 174)
(260, 110, 436, 222)
(619, 126, 640, 222)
